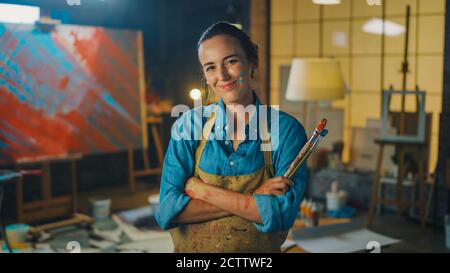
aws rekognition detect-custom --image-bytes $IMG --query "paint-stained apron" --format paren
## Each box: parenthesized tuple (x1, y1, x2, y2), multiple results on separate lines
(170, 109, 288, 253)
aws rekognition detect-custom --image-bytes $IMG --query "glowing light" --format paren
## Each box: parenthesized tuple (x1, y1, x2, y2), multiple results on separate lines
(189, 89, 202, 100)
(362, 18, 406, 37)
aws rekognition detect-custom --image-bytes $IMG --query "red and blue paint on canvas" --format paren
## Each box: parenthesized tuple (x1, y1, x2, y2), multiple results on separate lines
(0, 23, 144, 164)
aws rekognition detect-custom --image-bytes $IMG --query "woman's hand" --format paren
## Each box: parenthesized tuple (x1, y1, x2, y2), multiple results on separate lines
(185, 177, 207, 199)
(254, 177, 294, 196)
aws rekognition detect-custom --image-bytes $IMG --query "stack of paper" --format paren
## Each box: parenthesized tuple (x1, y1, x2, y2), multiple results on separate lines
(291, 220, 400, 253)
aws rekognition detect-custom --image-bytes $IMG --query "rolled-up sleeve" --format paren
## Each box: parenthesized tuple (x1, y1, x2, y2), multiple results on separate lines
(155, 112, 198, 230)
(253, 116, 307, 233)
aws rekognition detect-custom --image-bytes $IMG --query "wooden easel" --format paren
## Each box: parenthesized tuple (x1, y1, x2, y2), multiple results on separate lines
(366, 5, 434, 231)
(367, 121, 431, 230)
(14, 154, 93, 233)
(126, 33, 164, 193)
(127, 115, 164, 193)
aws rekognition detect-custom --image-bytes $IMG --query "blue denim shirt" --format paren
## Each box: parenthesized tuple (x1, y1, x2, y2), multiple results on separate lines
(155, 95, 308, 233)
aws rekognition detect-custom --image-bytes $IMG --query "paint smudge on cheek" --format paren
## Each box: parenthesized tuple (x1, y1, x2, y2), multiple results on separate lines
(238, 72, 246, 84)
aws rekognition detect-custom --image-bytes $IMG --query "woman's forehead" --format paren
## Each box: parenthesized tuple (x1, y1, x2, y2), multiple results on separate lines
(198, 34, 245, 64)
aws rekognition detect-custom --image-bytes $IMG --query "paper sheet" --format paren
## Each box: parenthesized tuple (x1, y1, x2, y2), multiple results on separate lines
(112, 214, 168, 242)
(291, 220, 400, 253)
(116, 234, 174, 253)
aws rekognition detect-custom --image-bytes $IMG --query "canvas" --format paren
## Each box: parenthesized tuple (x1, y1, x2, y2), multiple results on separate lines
(0, 23, 146, 164)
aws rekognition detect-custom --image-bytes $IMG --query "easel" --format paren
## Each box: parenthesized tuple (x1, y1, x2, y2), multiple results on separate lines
(366, 6, 433, 231)
(127, 114, 164, 193)
(366, 91, 431, 230)
(13, 154, 93, 234)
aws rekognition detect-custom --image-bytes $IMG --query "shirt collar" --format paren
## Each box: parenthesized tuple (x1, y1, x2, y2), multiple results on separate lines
(214, 91, 262, 139)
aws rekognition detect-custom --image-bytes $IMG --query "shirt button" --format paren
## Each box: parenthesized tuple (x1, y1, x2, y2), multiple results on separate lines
(229, 161, 235, 166)
(224, 141, 230, 145)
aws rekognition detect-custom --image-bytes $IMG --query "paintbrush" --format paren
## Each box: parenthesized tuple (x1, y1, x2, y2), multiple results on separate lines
(286, 129, 328, 179)
(283, 119, 328, 179)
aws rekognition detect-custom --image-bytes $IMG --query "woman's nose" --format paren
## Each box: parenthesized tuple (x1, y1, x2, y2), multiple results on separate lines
(217, 65, 231, 81)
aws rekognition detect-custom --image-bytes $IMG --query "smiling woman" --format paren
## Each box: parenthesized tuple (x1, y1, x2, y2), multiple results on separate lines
(155, 22, 308, 253)
(197, 26, 256, 106)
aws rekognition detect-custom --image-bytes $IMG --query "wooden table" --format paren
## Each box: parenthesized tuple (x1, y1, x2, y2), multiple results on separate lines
(15, 154, 82, 223)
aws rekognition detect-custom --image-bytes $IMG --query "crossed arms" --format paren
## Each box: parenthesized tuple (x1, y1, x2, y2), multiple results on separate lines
(172, 176, 293, 225)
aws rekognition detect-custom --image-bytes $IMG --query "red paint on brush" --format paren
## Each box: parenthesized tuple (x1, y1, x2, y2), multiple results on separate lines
(316, 119, 327, 131)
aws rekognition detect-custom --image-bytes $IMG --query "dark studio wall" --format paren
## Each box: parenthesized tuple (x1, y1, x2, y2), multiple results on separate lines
(435, 0, 450, 220)
(157, 0, 250, 105)
(441, 0, 450, 177)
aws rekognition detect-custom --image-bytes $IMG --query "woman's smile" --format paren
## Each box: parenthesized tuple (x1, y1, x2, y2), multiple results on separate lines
(218, 80, 237, 92)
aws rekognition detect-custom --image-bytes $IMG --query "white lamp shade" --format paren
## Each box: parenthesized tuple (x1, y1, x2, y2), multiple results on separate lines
(285, 58, 345, 101)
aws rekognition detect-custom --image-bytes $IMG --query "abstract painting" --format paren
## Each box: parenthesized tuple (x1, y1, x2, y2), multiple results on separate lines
(0, 23, 146, 164)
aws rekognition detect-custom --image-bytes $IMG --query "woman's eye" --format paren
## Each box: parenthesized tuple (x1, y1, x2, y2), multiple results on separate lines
(205, 66, 215, 72)
(226, 59, 238, 65)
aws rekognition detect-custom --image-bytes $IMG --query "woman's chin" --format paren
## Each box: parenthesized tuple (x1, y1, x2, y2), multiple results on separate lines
(222, 91, 243, 104)
(217, 87, 252, 105)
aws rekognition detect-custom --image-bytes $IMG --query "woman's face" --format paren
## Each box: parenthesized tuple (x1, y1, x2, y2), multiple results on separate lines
(198, 34, 254, 106)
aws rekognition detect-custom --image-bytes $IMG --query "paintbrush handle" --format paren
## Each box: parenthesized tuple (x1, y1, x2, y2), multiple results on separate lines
(284, 129, 329, 179)
(286, 132, 327, 179)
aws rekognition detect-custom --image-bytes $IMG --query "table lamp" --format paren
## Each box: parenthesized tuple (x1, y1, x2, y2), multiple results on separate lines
(285, 58, 345, 132)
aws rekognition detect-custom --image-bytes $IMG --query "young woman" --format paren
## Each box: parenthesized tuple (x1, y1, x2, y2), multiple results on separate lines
(155, 22, 307, 253)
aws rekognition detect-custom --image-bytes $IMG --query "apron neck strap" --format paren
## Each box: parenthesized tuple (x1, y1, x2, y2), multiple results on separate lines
(260, 116, 274, 177)
(194, 107, 216, 171)
(194, 105, 274, 177)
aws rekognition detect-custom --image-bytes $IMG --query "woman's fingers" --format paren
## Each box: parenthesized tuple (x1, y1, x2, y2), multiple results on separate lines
(268, 176, 285, 183)
(287, 178, 294, 186)
(268, 177, 294, 186)
(271, 189, 284, 196)
(269, 181, 287, 191)
(269, 181, 292, 192)
(254, 177, 295, 195)
(267, 180, 291, 190)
